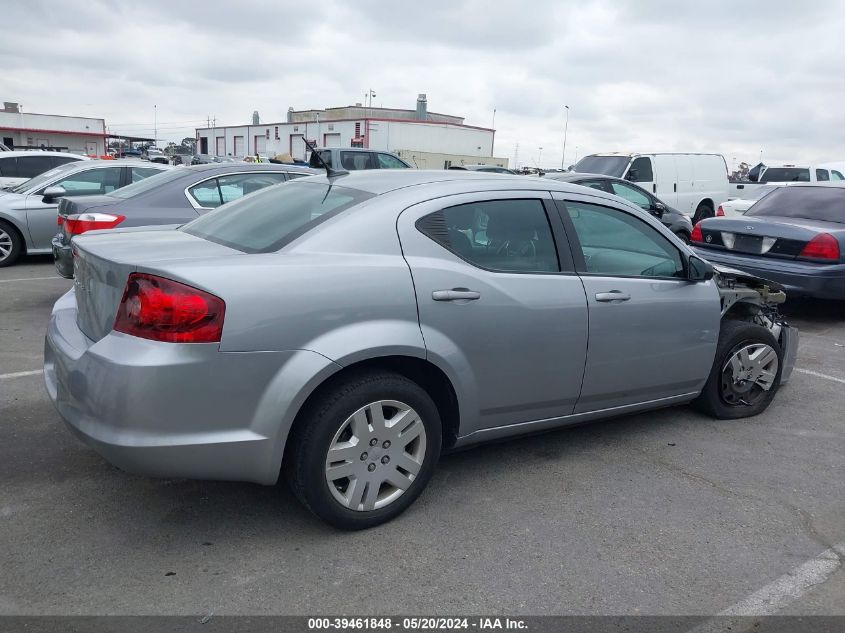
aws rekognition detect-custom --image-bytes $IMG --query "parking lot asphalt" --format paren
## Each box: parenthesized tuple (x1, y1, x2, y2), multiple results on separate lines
(1, 256, 843, 616)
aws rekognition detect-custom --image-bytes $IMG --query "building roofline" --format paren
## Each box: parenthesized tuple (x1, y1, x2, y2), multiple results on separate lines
(0, 111, 105, 124)
(0, 125, 107, 137)
(196, 117, 494, 133)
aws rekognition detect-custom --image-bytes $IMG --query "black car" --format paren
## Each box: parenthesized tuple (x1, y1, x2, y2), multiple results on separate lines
(543, 172, 694, 242)
(691, 183, 845, 299)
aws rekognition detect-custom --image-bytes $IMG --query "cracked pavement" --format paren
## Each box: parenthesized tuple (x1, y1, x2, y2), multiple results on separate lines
(1, 258, 843, 615)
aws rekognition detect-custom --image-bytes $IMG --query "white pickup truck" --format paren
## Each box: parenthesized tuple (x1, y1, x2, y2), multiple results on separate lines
(729, 163, 845, 200)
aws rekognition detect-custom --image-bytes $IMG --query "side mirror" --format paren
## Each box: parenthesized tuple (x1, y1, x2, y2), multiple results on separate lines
(626, 169, 639, 182)
(688, 255, 714, 282)
(652, 201, 666, 217)
(42, 186, 67, 202)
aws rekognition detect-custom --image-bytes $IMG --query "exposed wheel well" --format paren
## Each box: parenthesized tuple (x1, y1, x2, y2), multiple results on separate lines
(697, 198, 714, 211)
(286, 356, 461, 458)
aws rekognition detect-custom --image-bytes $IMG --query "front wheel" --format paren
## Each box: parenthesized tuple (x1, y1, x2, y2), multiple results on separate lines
(692, 202, 714, 224)
(0, 220, 23, 267)
(286, 371, 442, 530)
(692, 320, 783, 419)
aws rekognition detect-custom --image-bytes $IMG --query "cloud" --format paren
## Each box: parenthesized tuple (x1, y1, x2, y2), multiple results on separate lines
(1, 0, 842, 167)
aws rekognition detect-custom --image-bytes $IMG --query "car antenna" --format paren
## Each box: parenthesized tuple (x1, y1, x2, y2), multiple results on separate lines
(302, 138, 348, 177)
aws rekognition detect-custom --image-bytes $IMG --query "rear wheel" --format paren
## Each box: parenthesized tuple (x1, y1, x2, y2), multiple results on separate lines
(286, 371, 442, 530)
(692, 202, 714, 224)
(674, 230, 690, 244)
(693, 320, 783, 419)
(0, 220, 23, 267)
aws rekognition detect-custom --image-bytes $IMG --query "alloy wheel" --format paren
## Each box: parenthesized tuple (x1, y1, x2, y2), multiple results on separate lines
(0, 228, 12, 262)
(324, 400, 427, 512)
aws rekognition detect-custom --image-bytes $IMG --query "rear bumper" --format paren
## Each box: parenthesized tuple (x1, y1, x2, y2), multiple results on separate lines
(51, 236, 74, 279)
(44, 288, 339, 485)
(693, 247, 845, 300)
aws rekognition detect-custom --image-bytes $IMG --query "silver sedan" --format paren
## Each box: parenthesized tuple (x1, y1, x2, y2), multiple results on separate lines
(44, 170, 798, 529)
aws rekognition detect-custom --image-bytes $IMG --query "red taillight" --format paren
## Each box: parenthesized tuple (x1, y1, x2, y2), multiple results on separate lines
(57, 215, 63, 226)
(690, 222, 704, 243)
(113, 273, 226, 343)
(64, 213, 125, 236)
(799, 233, 840, 261)
(716, 205, 725, 217)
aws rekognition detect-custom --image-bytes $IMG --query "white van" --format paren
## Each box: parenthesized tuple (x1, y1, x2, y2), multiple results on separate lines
(573, 152, 730, 222)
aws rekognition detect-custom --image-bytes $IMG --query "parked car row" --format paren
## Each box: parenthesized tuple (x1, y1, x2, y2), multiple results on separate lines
(44, 168, 798, 529)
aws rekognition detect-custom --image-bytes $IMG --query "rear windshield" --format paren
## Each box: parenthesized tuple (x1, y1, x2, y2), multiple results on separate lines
(181, 180, 374, 253)
(109, 168, 187, 199)
(760, 167, 810, 183)
(746, 186, 845, 223)
(573, 155, 629, 178)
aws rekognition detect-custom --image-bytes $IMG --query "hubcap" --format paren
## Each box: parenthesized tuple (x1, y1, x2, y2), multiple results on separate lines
(0, 229, 12, 261)
(720, 343, 779, 406)
(325, 400, 426, 512)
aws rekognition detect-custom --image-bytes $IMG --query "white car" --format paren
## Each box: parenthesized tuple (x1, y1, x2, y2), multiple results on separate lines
(717, 185, 780, 217)
(142, 148, 169, 164)
(759, 164, 844, 184)
(0, 151, 88, 189)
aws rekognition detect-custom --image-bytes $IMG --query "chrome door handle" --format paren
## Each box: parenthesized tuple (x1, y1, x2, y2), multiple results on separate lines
(595, 291, 631, 302)
(432, 289, 481, 301)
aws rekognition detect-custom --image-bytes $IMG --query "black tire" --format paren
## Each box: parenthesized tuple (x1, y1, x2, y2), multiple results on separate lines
(0, 220, 24, 267)
(285, 370, 442, 530)
(674, 230, 690, 244)
(692, 320, 783, 419)
(692, 202, 714, 224)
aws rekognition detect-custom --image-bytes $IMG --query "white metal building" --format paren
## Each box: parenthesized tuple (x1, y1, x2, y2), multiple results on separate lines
(195, 95, 508, 168)
(0, 102, 106, 156)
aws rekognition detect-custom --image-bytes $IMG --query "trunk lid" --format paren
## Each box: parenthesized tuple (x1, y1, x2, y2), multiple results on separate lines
(72, 229, 241, 342)
(697, 216, 842, 259)
(58, 195, 115, 219)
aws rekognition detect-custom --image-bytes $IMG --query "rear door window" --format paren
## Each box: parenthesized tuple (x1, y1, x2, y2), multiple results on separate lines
(816, 169, 830, 181)
(416, 199, 560, 273)
(188, 179, 223, 208)
(50, 156, 80, 169)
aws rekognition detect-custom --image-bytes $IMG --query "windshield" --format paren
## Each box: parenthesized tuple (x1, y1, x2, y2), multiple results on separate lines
(746, 186, 845, 223)
(573, 155, 630, 178)
(10, 161, 81, 194)
(181, 180, 374, 253)
(760, 167, 810, 183)
(109, 168, 188, 199)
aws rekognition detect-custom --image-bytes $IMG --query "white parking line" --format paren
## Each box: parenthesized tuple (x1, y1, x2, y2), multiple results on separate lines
(0, 276, 66, 283)
(0, 369, 42, 380)
(690, 544, 843, 631)
(795, 368, 845, 385)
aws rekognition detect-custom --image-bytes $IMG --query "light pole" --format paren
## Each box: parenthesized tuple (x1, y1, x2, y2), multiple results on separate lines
(538, 146, 543, 166)
(154, 104, 157, 148)
(561, 105, 569, 169)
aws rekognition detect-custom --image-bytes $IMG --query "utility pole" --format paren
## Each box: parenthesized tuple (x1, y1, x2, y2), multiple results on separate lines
(154, 104, 157, 147)
(513, 143, 519, 170)
(490, 109, 496, 157)
(561, 105, 569, 169)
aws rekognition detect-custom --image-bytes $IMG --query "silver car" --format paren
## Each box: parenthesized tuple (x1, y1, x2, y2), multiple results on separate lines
(45, 170, 798, 529)
(0, 159, 170, 266)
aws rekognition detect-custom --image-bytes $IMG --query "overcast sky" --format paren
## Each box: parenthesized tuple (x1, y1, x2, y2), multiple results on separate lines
(2, 0, 843, 169)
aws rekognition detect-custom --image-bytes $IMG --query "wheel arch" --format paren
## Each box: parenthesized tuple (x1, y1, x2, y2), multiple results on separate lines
(0, 213, 29, 255)
(281, 354, 462, 477)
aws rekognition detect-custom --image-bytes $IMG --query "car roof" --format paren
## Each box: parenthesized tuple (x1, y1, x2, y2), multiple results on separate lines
(0, 150, 89, 159)
(772, 181, 845, 189)
(299, 168, 617, 198)
(543, 171, 610, 182)
(184, 163, 320, 174)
